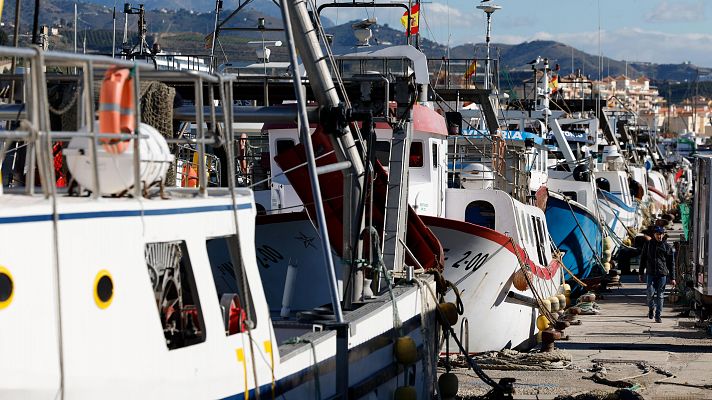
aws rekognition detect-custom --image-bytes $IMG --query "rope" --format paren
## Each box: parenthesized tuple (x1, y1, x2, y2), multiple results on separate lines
(560, 194, 608, 274)
(282, 337, 322, 399)
(447, 348, 572, 371)
(507, 236, 556, 323)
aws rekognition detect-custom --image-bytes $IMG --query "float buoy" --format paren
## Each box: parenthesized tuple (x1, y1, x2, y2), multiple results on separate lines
(438, 302, 459, 326)
(438, 372, 459, 398)
(394, 336, 417, 365)
(512, 269, 532, 291)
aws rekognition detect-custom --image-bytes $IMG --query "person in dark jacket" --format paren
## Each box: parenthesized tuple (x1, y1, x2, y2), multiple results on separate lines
(638, 226, 676, 322)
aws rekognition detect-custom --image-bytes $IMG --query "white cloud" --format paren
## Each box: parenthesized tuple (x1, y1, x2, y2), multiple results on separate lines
(645, 0, 705, 22)
(545, 28, 712, 66)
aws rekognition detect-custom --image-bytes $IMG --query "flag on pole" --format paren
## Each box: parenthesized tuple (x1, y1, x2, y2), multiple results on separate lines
(400, 3, 420, 35)
(549, 74, 559, 93)
(464, 59, 477, 80)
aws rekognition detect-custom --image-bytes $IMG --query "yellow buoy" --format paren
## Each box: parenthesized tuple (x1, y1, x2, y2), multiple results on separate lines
(557, 294, 567, 309)
(512, 269, 532, 291)
(394, 386, 417, 400)
(438, 372, 459, 398)
(603, 236, 614, 251)
(536, 331, 543, 343)
(394, 336, 418, 365)
(536, 314, 550, 331)
(540, 298, 552, 313)
(565, 294, 571, 307)
(603, 262, 611, 272)
(438, 302, 459, 326)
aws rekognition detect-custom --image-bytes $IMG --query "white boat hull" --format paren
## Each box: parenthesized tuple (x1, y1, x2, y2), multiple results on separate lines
(423, 217, 562, 353)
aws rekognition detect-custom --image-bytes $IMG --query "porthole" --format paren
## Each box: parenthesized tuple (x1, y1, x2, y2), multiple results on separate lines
(0, 266, 14, 310)
(94, 270, 114, 309)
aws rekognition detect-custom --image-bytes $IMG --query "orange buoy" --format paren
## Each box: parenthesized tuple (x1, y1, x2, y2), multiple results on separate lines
(98, 68, 136, 154)
(512, 269, 532, 291)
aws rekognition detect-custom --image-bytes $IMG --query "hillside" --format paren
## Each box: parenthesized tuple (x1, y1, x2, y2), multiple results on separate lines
(1, 1, 710, 89)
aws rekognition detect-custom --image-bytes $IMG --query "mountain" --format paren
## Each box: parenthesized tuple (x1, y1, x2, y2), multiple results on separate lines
(2, 1, 709, 87)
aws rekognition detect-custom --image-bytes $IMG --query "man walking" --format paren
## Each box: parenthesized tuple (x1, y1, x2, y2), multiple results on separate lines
(639, 226, 676, 323)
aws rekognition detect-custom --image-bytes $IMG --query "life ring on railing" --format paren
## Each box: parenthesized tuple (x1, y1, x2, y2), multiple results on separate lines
(181, 164, 198, 187)
(98, 67, 135, 154)
(238, 133, 248, 174)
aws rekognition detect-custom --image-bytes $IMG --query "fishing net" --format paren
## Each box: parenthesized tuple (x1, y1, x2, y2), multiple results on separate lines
(140, 81, 177, 186)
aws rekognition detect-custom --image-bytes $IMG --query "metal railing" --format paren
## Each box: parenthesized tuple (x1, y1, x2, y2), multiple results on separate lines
(428, 58, 500, 90)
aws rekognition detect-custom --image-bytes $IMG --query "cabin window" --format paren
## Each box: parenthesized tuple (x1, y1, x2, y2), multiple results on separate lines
(409, 141, 424, 168)
(206, 235, 257, 335)
(520, 210, 530, 244)
(432, 143, 439, 169)
(145, 241, 206, 350)
(532, 216, 548, 265)
(275, 139, 295, 156)
(375, 140, 391, 166)
(465, 201, 496, 230)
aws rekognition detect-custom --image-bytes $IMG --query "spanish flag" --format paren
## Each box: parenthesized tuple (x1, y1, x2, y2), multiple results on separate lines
(549, 74, 559, 93)
(400, 3, 420, 35)
(464, 60, 477, 80)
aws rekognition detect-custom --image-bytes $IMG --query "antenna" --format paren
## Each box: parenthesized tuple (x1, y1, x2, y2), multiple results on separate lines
(476, 0, 501, 91)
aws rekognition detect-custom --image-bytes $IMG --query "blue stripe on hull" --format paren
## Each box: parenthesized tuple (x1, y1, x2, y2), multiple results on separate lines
(0, 203, 252, 225)
(545, 196, 603, 291)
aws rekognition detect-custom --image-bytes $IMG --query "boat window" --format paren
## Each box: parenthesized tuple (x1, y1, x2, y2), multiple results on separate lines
(527, 216, 536, 247)
(533, 216, 548, 265)
(520, 210, 530, 244)
(206, 235, 257, 335)
(432, 143, 439, 169)
(145, 241, 206, 350)
(375, 140, 391, 166)
(275, 139, 295, 156)
(409, 141, 424, 168)
(465, 200, 496, 230)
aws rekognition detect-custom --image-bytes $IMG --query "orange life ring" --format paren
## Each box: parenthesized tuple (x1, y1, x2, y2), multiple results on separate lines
(98, 67, 135, 154)
(181, 164, 198, 187)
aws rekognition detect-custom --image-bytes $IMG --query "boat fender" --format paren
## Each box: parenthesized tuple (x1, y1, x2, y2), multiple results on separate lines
(557, 294, 567, 310)
(437, 302, 459, 326)
(394, 336, 418, 365)
(438, 372, 459, 398)
(536, 315, 550, 331)
(393, 386, 417, 400)
(549, 296, 560, 312)
(98, 67, 135, 154)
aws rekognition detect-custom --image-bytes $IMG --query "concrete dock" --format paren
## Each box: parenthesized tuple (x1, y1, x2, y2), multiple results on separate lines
(451, 230, 712, 399)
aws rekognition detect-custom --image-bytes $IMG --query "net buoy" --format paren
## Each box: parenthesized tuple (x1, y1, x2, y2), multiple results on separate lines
(512, 269, 532, 291)
(438, 372, 459, 398)
(549, 296, 560, 312)
(394, 386, 417, 400)
(540, 298, 552, 313)
(394, 336, 417, 365)
(557, 294, 567, 310)
(438, 302, 458, 326)
(536, 315, 550, 331)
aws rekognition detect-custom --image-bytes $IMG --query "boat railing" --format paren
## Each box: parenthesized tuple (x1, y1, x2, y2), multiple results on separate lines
(427, 58, 500, 90)
(0, 46, 240, 199)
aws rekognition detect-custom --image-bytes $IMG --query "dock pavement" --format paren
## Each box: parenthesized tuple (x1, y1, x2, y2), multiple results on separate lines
(452, 226, 712, 400)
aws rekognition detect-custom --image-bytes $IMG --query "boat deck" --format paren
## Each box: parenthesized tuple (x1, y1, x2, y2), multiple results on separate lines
(451, 228, 712, 399)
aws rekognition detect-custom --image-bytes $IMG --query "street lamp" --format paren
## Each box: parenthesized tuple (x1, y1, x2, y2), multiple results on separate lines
(476, 1, 501, 90)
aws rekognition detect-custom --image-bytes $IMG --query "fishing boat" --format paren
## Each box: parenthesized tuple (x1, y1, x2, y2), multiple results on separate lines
(0, 9, 441, 395)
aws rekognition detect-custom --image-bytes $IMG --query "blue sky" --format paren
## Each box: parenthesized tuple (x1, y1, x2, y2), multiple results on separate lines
(318, 0, 712, 66)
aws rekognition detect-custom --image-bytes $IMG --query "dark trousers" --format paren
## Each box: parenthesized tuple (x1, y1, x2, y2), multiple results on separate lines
(646, 275, 666, 318)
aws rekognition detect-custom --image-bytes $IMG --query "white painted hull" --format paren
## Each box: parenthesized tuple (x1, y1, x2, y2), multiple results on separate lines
(424, 218, 561, 353)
